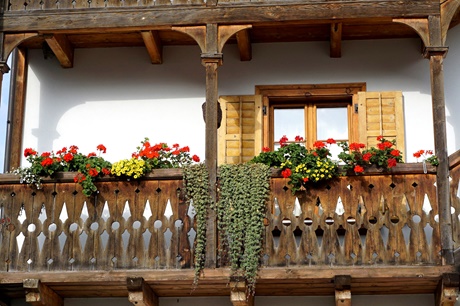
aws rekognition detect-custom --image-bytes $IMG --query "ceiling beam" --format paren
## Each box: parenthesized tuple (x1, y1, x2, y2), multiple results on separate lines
(127, 277, 159, 306)
(141, 30, 163, 64)
(236, 28, 252, 61)
(23, 279, 63, 306)
(44, 34, 74, 68)
(334, 275, 352, 306)
(330, 22, 342, 58)
(230, 280, 254, 306)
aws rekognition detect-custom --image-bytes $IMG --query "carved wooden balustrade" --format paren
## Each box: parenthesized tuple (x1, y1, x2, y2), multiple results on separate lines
(0, 170, 195, 272)
(0, 164, 443, 274)
(262, 166, 440, 267)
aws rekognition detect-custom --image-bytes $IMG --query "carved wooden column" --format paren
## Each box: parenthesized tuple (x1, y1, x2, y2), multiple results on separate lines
(172, 23, 251, 268)
(426, 46, 453, 265)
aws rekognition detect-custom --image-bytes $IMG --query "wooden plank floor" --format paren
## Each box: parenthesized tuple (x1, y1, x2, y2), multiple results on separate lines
(0, 266, 455, 299)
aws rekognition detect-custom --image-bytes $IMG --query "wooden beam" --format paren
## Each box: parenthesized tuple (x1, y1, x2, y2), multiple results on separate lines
(2, 1, 439, 32)
(127, 277, 158, 306)
(230, 281, 254, 306)
(23, 279, 63, 306)
(330, 22, 342, 58)
(334, 275, 352, 306)
(44, 34, 74, 68)
(435, 273, 459, 306)
(236, 29, 252, 61)
(141, 30, 163, 64)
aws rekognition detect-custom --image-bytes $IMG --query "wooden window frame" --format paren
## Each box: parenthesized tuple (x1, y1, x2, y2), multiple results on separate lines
(255, 83, 367, 149)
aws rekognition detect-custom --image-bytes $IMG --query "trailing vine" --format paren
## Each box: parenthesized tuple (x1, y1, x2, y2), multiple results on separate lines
(217, 163, 271, 295)
(183, 164, 212, 285)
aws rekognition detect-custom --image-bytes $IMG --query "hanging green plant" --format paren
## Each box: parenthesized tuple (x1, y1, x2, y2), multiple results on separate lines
(183, 163, 212, 285)
(217, 163, 271, 296)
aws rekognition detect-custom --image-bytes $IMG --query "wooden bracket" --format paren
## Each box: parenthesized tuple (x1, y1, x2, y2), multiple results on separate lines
(127, 277, 159, 306)
(141, 30, 163, 64)
(393, 18, 430, 47)
(172, 24, 252, 60)
(441, 0, 460, 45)
(330, 22, 342, 58)
(435, 273, 459, 306)
(2, 33, 38, 62)
(23, 279, 63, 306)
(44, 34, 74, 68)
(230, 280, 254, 306)
(334, 275, 352, 306)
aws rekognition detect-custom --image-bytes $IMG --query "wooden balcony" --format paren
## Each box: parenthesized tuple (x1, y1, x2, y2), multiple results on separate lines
(0, 163, 458, 302)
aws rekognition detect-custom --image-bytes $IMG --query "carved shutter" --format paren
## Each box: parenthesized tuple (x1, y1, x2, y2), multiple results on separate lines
(218, 95, 263, 165)
(357, 91, 405, 160)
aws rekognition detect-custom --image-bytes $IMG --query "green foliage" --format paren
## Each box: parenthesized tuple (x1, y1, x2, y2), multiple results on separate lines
(183, 164, 212, 285)
(217, 163, 271, 295)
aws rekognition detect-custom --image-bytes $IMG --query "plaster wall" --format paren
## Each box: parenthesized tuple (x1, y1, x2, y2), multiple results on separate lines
(10, 294, 454, 306)
(22, 33, 459, 164)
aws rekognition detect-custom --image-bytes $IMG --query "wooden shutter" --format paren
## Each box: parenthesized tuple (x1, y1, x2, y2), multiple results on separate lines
(357, 91, 405, 160)
(218, 95, 263, 165)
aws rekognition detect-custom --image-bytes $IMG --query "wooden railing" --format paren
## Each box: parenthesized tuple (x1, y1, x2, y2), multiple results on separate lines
(0, 170, 194, 272)
(0, 164, 442, 273)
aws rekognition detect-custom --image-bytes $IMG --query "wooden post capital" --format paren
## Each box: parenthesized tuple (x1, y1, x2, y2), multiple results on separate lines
(0, 61, 10, 74)
(201, 53, 223, 66)
(423, 46, 449, 59)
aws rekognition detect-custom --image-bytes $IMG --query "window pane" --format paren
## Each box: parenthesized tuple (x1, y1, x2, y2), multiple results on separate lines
(274, 108, 304, 143)
(316, 107, 348, 141)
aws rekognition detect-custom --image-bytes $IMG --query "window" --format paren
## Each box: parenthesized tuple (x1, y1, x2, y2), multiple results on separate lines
(218, 84, 405, 165)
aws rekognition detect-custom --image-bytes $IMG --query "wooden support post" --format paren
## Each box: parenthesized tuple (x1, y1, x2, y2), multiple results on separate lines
(334, 275, 352, 306)
(23, 279, 63, 306)
(426, 46, 453, 265)
(435, 273, 459, 306)
(230, 280, 254, 306)
(127, 277, 158, 306)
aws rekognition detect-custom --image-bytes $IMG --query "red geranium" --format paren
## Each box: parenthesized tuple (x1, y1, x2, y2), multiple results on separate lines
(281, 168, 292, 178)
(192, 155, 200, 162)
(390, 149, 400, 157)
(313, 141, 325, 149)
(102, 168, 111, 175)
(41, 157, 53, 167)
(363, 152, 372, 162)
(295, 135, 304, 142)
(88, 168, 99, 177)
(24, 148, 37, 157)
(326, 138, 336, 145)
(354, 165, 364, 173)
(279, 135, 288, 147)
(349, 143, 365, 151)
(41, 152, 51, 157)
(387, 158, 397, 168)
(262, 147, 270, 153)
(87, 152, 97, 157)
(97, 144, 107, 154)
(63, 153, 74, 162)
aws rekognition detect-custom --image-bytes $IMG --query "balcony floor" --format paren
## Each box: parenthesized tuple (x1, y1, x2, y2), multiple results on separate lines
(0, 266, 455, 299)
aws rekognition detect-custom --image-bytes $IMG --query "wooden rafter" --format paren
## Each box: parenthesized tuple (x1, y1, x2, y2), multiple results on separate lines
(330, 22, 342, 58)
(44, 34, 74, 68)
(435, 273, 459, 306)
(141, 30, 163, 64)
(23, 279, 63, 306)
(127, 277, 159, 306)
(334, 275, 352, 306)
(236, 28, 252, 61)
(230, 281, 254, 306)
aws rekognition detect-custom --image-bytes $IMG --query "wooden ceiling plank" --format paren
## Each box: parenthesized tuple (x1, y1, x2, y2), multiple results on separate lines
(330, 22, 342, 58)
(236, 29, 252, 61)
(44, 34, 74, 68)
(23, 279, 63, 306)
(141, 30, 163, 64)
(127, 277, 158, 306)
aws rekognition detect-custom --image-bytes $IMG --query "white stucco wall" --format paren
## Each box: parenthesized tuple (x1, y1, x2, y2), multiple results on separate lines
(22, 33, 456, 165)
